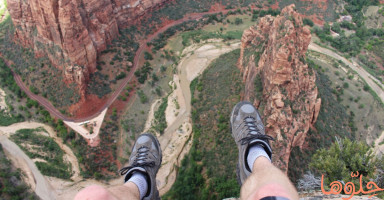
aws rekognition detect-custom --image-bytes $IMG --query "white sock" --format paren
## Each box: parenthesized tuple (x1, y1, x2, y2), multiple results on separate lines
(127, 172, 148, 200)
(247, 144, 271, 172)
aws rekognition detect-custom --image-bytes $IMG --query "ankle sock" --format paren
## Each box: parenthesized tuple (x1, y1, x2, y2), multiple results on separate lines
(127, 171, 148, 200)
(247, 144, 271, 172)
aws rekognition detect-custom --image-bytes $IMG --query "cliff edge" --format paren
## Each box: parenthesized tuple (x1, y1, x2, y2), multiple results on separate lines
(238, 4, 321, 171)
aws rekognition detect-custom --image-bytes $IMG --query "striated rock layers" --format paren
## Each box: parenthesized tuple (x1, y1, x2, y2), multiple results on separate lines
(6, 0, 169, 91)
(238, 4, 321, 172)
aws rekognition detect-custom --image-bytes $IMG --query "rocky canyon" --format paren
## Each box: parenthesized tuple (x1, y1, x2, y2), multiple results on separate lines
(238, 4, 321, 171)
(6, 0, 170, 92)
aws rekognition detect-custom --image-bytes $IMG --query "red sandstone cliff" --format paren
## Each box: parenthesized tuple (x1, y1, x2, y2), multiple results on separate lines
(238, 4, 321, 172)
(6, 0, 169, 92)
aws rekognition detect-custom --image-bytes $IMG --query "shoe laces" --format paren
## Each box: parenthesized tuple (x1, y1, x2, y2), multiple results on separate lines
(119, 146, 155, 176)
(239, 116, 274, 145)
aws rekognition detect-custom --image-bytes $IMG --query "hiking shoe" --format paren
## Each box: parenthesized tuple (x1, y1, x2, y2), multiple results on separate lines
(119, 133, 162, 200)
(230, 101, 274, 185)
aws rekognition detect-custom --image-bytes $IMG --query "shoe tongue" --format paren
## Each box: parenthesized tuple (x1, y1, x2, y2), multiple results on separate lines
(241, 104, 255, 113)
(124, 167, 147, 182)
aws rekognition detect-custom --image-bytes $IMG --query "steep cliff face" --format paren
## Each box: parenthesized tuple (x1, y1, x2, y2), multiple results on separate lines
(238, 4, 321, 171)
(6, 0, 169, 90)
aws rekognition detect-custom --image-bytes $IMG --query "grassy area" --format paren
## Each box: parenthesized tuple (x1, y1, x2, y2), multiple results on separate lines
(10, 128, 72, 179)
(308, 51, 384, 141)
(0, 144, 38, 200)
(164, 49, 242, 200)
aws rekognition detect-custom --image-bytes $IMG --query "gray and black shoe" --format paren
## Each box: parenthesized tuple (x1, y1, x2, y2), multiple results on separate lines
(119, 133, 162, 200)
(230, 101, 274, 185)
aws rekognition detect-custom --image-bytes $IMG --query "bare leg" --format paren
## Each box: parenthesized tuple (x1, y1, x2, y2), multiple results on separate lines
(74, 182, 140, 200)
(240, 157, 299, 200)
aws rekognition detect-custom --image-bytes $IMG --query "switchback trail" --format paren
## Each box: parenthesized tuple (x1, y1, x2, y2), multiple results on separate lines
(5, 8, 235, 123)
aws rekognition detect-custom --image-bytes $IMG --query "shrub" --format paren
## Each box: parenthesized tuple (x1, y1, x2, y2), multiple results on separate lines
(116, 72, 126, 80)
(303, 18, 314, 27)
(343, 82, 349, 88)
(144, 51, 153, 60)
(234, 18, 243, 25)
(137, 90, 148, 103)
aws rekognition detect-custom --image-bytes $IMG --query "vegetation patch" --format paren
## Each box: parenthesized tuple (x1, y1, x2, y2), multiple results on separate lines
(10, 128, 72, 179)
(152, 97, 168, 135)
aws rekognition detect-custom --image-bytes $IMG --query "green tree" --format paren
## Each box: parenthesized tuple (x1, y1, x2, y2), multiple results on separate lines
(310, 138, 375, 191)
(323, 23, 331, 35)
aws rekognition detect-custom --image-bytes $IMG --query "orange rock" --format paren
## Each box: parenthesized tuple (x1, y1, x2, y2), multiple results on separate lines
(238, 4, 321, 172)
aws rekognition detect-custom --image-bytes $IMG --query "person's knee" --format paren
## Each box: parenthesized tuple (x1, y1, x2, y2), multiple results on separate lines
(74, 185, 116, 200)
(246, 183, 291, 200)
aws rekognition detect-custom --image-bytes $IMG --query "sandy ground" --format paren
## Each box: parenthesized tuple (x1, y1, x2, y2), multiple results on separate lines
(165, 75, 185, 127)
(0, 87, 7, 111)
(64, 108, 107, 147)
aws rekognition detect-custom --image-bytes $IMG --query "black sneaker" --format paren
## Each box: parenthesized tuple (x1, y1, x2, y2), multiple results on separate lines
(230, 101, 274, 185)
(119, 133, 162, 200)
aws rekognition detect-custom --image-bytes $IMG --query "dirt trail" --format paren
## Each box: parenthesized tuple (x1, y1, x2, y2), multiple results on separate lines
(308, 43, 384, 104)
(0, 122, 81, 181)
(153, 40, 240, 195)
(373, 131, 384, 155)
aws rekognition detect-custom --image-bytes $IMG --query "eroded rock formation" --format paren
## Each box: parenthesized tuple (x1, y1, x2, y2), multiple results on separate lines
(238, 4, 321, 171)
(6, 0, 169, 91)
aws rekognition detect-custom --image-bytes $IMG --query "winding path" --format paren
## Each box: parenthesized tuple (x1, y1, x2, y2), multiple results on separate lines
(6, 9, 235, 123)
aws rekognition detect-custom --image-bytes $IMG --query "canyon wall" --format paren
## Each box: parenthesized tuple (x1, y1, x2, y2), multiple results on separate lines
(238, 4, 321, 171)
(6, 0, 169, 90)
